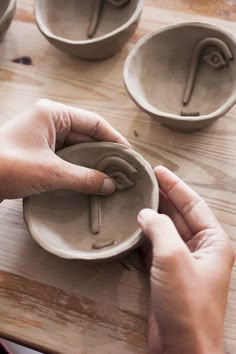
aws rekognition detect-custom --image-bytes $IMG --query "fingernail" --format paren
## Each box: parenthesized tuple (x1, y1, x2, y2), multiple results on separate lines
(138, 208, 153, 222)
(101, 177, 116, 195)
(119, 135, 132, 148)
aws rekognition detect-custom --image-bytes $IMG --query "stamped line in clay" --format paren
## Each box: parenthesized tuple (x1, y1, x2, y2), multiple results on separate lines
(90, 156, 138, 249)
(92, 239, 117, 249)
(87, 0, 130, 38)
(108, 0, 130, 6)
(180, 111, 200, 117)
(183, 37, 234, 106)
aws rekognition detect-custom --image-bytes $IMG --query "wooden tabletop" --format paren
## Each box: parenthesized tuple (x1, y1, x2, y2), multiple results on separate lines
(0, 1, 236, 353)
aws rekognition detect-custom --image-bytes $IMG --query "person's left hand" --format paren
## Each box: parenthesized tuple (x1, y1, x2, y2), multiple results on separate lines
(0, 99, 130, 200)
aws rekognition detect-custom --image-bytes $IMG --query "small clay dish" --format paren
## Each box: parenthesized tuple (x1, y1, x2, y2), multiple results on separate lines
(34, 0, 144, 60)
(0, 0, 16, 39)
(124, 22, 236, 131)
(23, 142, 158, 261)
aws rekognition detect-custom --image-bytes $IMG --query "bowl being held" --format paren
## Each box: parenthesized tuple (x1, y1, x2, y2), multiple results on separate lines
(23, 142, 159, 261)
(35, 0, 144, 60)
(124, 22, 236, 132)
(0, 0, 16, 39)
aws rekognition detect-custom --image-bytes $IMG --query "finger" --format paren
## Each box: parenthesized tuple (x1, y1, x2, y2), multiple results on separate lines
(45, 157, 116, 195)
(56, 133, 96, 150)
(138, 209, 189, 260)
(154, 166, 221, 235)
(50, 100, 131, 146)
(68, 107, 131, 146)
(159, 190, 193, 242)
(64, 132, 96, 145)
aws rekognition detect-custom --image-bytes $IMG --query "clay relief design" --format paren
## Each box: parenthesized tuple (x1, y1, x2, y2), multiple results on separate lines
(88, 0, 130, 38)
(90, 156, 138, 249)
(182, 37, 234, 116)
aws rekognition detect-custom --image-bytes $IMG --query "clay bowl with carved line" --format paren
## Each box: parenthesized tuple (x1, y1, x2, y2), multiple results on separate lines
(34, 0, 144, 60)
(23, 142, 159, 261)
(124, 22, 236, 132)
(0, 0, 16, 39)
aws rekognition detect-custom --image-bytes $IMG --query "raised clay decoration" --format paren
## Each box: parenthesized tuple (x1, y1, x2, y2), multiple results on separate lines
(23, 142, 159, 261)
(35, 0, 144, 60)
(124, 22, 236, 132)
(88, 0, 130, 38)
(182, 37, 234, 114)
(0, 0, 16, 39)
(90, 155, 138, 238)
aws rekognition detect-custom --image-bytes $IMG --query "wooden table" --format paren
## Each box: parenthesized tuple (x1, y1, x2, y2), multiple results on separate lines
(0, 1, 236, 353)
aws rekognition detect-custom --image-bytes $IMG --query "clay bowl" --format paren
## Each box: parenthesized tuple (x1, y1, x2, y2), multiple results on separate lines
(35, 0, 144, 60)
(23, 142, 159, 261)
(0, 0, 16, 39)
(124, 22, 236, 132)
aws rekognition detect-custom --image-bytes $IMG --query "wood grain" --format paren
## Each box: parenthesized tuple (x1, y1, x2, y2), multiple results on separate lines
(148, 0, 236, 21)
(0, 1, 236, 353)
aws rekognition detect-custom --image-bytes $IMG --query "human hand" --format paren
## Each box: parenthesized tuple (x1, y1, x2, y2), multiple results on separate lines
(138, 166, 235, 354)
(0, 99, 130, 200)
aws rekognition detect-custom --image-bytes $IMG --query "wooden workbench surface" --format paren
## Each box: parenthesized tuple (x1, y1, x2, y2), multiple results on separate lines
(0, 1, 236, 353)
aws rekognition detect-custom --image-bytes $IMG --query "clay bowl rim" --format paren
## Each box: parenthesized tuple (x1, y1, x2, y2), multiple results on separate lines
(123, 22, 236, 123)
(23, 142, 159, 261)
(34, 0, 145, 45)
(0, 0, 16, 23)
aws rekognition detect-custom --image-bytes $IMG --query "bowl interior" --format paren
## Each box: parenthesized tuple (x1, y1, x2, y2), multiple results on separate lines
(37, 0, 139, 41)
(126, 24, 236, 116)
(24, 143, 158, 259)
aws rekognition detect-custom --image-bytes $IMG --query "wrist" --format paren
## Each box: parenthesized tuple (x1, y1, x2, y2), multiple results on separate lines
(0, 149, 7, 201)
(161, 326, 223, 354)
(164, 344, 223, 354)
(163, 337, 223, 354)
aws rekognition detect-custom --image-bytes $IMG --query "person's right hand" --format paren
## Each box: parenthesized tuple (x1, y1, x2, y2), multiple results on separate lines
(138, 166, 235, 354)
(0, 99, 130, 200)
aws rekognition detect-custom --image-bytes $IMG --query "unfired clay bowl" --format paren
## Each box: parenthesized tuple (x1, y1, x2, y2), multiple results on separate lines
(0, 0, 16, 38)
(23, 142, 159, 261)
(35, 0, 144, 60)
(124, 22, 236, 132)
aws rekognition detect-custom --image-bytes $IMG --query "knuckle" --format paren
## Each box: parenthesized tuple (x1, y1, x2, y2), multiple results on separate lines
(90, 114, 104, 137)
(143, 214, 159, 233)
(181, 197, 202, 217)
(35, 99, 71, 134)
(33, 99, 54, 123)
(55, 106, 71, 134)
(34, 99, 53, 113)
(40, 161, 63, 190)
(82, 169, 102, 193)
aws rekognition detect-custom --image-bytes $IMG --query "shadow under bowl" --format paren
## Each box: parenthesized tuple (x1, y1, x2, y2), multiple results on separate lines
(124, 22, 236, 132)
(0, 0, 16, 39)
(35, 0, 144, 60)
(23, 142, 159, 261)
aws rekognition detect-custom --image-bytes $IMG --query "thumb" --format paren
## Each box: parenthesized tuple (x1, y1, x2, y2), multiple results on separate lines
(46, 157, 116, 195)
(138, 209, 189, 260)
